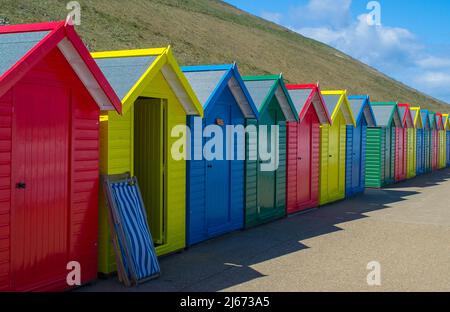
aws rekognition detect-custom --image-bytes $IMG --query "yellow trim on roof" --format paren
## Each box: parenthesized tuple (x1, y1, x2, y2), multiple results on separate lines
(91, 46, 203, 117)
(321, 90, 356, 127)
(410, 107, 423, 129)
(91, 48, 167, 58)
(443, 113, 449, 130)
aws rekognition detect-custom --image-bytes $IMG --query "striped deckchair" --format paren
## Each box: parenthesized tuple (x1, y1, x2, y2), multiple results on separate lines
(103, 174, 161, 286)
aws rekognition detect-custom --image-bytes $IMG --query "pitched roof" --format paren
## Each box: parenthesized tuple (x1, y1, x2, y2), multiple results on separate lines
(409, 107, 424, 129)
(347, 95, 376, 127)
(397, 103, 415, 128)
(443, 113, 450, 130)
(0, 21, 121, 113)
(242, 74, 297, 122)
(436, 113, 445, 130)
(370, 102, 402, 128)
(92, 47, 203, 116)
(181, 64, 257, 119)
(428, 112, 437, 130)
(320, 90, 356, 126)
(285, 84, 330, 125)
(420, 109, 431, 130)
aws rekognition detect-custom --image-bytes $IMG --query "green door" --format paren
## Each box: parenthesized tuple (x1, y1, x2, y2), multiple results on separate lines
(134, 97, 166, 245)
(258, 107, 277, 218)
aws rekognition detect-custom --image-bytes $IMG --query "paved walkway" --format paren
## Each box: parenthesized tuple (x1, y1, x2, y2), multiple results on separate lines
(80, 169, 450, 292)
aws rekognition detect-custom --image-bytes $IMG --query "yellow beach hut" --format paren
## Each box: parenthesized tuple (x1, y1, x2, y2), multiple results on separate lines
(437, 113, 446, 169)
(319, 90, 356, 205)
(92, 47, 203, 274)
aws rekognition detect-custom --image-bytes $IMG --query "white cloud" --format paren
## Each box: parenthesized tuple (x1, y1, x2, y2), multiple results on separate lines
(259, 0, 450, 103)
(416, 72, 450, 88)
(290, 0, 352, 29)
(416, 56, 450, 69)
(260, 11, 283, 24)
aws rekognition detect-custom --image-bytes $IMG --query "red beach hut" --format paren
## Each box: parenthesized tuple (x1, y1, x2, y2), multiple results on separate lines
(285, 84, 331, 214)
(0, 22, 121, 291)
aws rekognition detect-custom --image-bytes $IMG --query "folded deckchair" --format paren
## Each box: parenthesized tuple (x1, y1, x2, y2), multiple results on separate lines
(103, 174, 161, 286)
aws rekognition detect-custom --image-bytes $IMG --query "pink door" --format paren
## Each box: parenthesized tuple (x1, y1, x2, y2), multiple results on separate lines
(297, 112, 312, 205)
(11, 82, 70, 291)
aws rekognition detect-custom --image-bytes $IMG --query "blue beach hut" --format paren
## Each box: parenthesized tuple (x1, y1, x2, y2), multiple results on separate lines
(345, 95, 376, 197)
(182, 64, 259, 245)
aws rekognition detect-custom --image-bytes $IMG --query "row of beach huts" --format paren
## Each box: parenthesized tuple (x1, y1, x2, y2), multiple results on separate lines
(0, 22, 449, 291)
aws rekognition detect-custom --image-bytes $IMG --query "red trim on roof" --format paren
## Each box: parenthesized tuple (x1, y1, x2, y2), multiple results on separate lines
(0, 23, 65, 97)
(286, 83, 332, 124)
(0, 21, 63, 34)
(64, 24, 122, 113)
(0, 21, 122, 113)
(398, 103, 414, 128)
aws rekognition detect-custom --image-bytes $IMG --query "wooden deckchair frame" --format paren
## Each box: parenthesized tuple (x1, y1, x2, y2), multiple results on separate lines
(102, 173, 161, 286)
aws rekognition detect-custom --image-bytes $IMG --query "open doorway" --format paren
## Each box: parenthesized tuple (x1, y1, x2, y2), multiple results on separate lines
(134, 97, 167, 246)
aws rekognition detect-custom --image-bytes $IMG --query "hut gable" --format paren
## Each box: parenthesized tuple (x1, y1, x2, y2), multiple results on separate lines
(398, 103, 415, 128)
(321, 90, 356, 126)
(286, 84, 331, 125)
(242, 74, 297, 122)
(410, 107, 424, 129)
(348, 95, 376, 127)
(371, 102, 402, 128)
(0, 21, 121, 113)
(93, 47, 203, 116)
(182, 64, 257, 119)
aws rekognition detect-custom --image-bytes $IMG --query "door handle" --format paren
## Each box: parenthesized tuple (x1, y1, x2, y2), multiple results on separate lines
(207, 164, 212, 168)
(16, 182, 26, 189)
(329, 155, 333, 158)
(298, 157, 302, 160)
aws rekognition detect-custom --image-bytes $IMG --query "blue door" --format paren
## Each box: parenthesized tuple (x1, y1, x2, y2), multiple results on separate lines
(416, 129, 423, 174)
(205, 100, 231, 236)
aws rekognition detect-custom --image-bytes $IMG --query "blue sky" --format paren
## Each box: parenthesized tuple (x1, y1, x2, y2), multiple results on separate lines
(224, 0, 450, 104)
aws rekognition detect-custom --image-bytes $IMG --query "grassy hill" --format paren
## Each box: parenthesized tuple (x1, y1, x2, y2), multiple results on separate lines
(2, 0, 449, 112)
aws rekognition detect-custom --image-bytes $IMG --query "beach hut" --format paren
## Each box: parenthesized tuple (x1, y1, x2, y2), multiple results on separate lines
(429, 112, 439, 171)
(92, 47, 203, 274)
(181, 64, 258, 245)
(410, 107, 424, 175)
(365, 103, 402, 188)
(420, 109, 432, 173)
(319, 91, 356, 205)
(444, 114, 450, 167)
(436, 113, 446, 169)
(241, 75, 298, 228)
(285, 84, 331, 214)
(345, 95, 376, 197)
(398, 104, 415, 179)
(0, 21, 122, 291)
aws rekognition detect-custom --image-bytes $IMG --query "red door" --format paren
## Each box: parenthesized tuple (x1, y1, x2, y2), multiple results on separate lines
(297, 112, 312, 205)
(396, 128, 405, 181)
(11, 82, 70, 291)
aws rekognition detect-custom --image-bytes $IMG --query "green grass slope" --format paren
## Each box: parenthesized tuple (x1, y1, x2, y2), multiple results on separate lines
(2, 0, 448, 112)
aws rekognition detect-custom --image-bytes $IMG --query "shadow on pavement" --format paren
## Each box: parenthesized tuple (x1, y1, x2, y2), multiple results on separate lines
(83, 168, 450, 292)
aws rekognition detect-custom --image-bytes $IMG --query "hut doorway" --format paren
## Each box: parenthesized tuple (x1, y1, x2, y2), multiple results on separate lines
(134, 97, 167, 246)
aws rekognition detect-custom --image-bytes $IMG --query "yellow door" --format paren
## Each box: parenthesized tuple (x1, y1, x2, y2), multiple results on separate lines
(328, 118, 340, 199)
(134, 98, 166, 245)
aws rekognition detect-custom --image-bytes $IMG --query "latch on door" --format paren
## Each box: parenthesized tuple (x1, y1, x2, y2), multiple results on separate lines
(16, 182, 26, 189)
